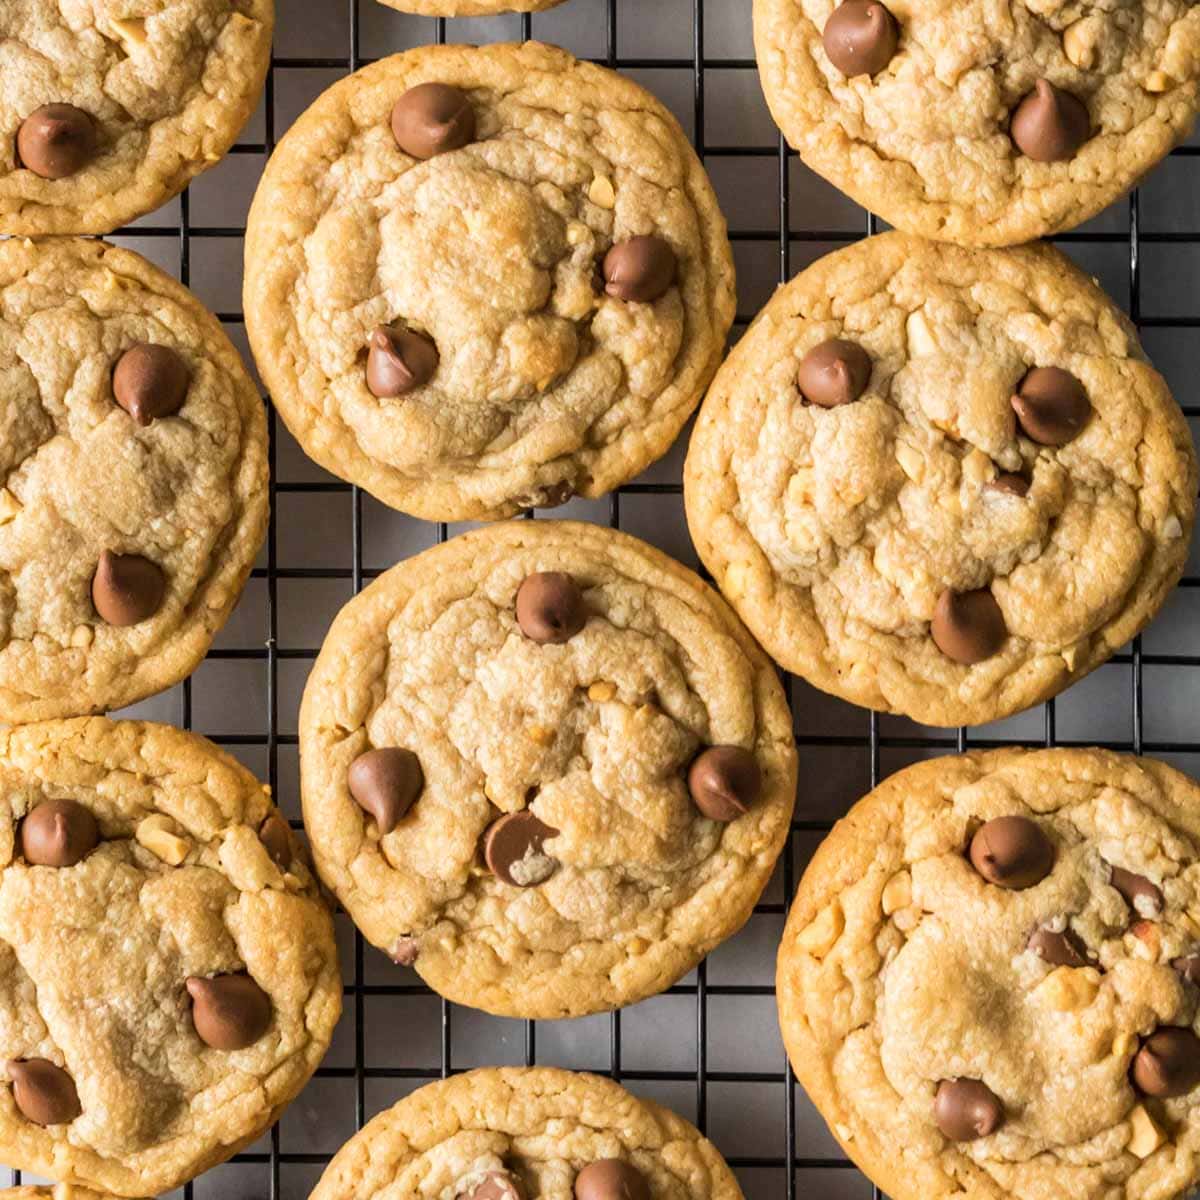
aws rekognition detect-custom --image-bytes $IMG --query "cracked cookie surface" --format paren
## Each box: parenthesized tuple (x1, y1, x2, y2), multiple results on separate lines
(778, 748, 1200, 1200)
(310, 1066, 743, 1199)
(300, 520, 796, 1018)
(0, 238, 268, 722)
(754, 0, 1200, 246)
(0, 0, 273, 235)
(684, 233, 1196, 728)
(0, 718, 341, 1198)
(244, 41, 734, 522)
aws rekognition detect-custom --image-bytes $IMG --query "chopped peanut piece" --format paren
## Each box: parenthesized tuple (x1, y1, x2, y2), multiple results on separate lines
(882, 870, 912, 916)
(906, 310, 937, 357)
(1035, 965, 1101, 1011)
(796, 902, 844, 958)
(724, 561, 751, 600)
(588, 681, 617, 703)
(588, 175, 616, 209)
(1128, 1104, 1167, 1158)
(136, 814, 189, 866)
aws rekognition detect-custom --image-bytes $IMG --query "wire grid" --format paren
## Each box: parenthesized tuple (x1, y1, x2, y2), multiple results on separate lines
(7, 0, 1200, 1197)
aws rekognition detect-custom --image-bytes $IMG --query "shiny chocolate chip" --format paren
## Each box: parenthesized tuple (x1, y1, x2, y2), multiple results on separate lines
(7, 1058, 81, 1125)
(931, 588, 1007, 665)
(822, 2, 899, 77)
(366, 325, 438, 398)
(1132, 1028, 1200, 1098)
(797, 338, 872, 408)
(934, 1078, 1003, 1141)
(91, 550, 165, 626)
(687, 746, 761, 822)
(516, 572, 586, 644)
(112, 343, 190, 425)
(1108, 865, 1163, 917)
(988, 472, 1029, 498)
(1011, 367, 1091, 446)
(461, 1173, 525, 1200)
(1027, 925, 1087, 967)
(19, 799, 99, 868)
(484, 811, 560, 887)
(16, 104, 96, 179)
(1010, 80, 1090, 163)
(574, 1159, 651, 1200)
(968, 816, 1053, 889)
(391, 83, 476, 159)
(258, 813, 293, 869)
(187, 973, 271, 1050)
(348, 747, 424, 836)
(602, 236, 676, 303)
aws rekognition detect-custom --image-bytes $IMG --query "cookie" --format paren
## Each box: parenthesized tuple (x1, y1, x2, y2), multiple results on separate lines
(685, 233, 1196, 728)
(0, 0, 273, 235)
(0, 718, 341, 1197)
(754, 0, 1200, 246)
(778, 747, 1200, 1200)
(0, 238, 268, 723)
(300, 520, 796, 1018)
(310, 1066, 743, 1199)
(378, 0, 564, 12)
(244, 41, 734, 521)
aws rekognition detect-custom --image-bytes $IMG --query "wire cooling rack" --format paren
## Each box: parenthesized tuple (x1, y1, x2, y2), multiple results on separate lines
(8, 1, 1200, 1197)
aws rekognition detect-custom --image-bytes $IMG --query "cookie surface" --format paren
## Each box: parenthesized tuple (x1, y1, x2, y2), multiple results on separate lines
(0, 238, 268, 722)
(310, 1066, 743, 1199)
(0, 718, 341, 1197)
(1, 1188, 118, 1200)
(300, 520, 795, 1018)
(0, 0, 273, 235)
(754, 0, 1200, 246)
(685, 233, 1196, 728)
(244, 41, 734, 521)
(779, 748, 1200, 1200)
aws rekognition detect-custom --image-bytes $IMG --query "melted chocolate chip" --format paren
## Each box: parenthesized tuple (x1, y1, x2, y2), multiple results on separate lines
(484, 811, 560, 887)
(602, 236, 677, 303)
(391, 936, 420, 967)
(822, 2, 899, 77)
(574, 1160, 651, 1200)
(187, 973, 272, 1050)
(687, 746, 761, 822)
(1011, 367, 1091, 446)
(1108, 865, 1164, 917)
(391, 83, 476, 158)
(1027, 925, 1088, 968)
(1010, 80, 1091, 163)
(112, 343, 190, 425)
(930, 588, 1007, 664)
(7, 1059, 81, 1125)
(933, 1078, 1003, 1141)
(91, 550, 166, 626)
(968, 816, 1054, 889)
(19, 799, 99, 868)
(515, 572, 586, 644)
(366, 325, 438, 398)
(797, 338, 872, 408)
(1132, 1028, 1200, 1098)
(988, 472, 1030, 498)
(348, 748, 424, 835)
(16, 105, 96, 179)
(462, 1173, 525, 1200)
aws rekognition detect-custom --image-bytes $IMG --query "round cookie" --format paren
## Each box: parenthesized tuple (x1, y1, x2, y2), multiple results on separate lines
(379, 0, 564, 12)
(778, 747, 1200, 1200)
(1, 0, 274, 235)
(0, 718, 341, 1197)
(685, 233, 1196, 728)
(754, 0, 1200, 246)
(310, 1066, 743, 1199)
(244, 41, 735, 521)
(0, 238, 268, 722)
(300, 520, 796, 1018)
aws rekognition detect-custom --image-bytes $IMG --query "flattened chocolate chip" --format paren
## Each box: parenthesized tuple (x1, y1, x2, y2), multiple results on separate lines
(1011, 367, 1091, 446)
(1027, 925, 1087, 967)
(348, 747, 424, 836)
(574, 1160, 651, 1200)
(1010, 79, 1091, 163)
(91, 550, 166, 626)
(988, 472, 1029, 498)
(366, 325, 438, 398)
(7, 1058, 81, 1125)
(934, 1078, 1003, 1141)
(112, 343, 190, 425)
(461, 1172, 525, 1200)
(391, 936, 420, 967)
(484, 811, 560, 887)
(822, 2, 899, 77)
(391, 83, 476, 159)
(516, 572, 586, 644)
(187, 973, 272, 1050)
(20, 799, 99, 868)
(258, 813, 293, 869)
(687, 745, 762, 822)
(968, 816, 1053, 889)
(931, 588, 1007, 664)
(797, 338, 872, 408)
(1109, 865, 1164, 917)
(16, 104, 96, 179)
(1174, 956, 1200, 986)
(602, 236, 676, 303)
(1132, 1028, 1200, 1098)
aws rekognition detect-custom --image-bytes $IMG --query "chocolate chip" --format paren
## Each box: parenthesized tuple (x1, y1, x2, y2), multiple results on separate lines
(687, 746, 762, 822)
(1010, 79, 1091, 163)
(933, 1078, 1003, 1141)
(366, 325, 438, 398)
(391, 83, 476, 159)
(19, 799, 99, 868)
(1027, 925, 1087, 967)
(1174, 957, 1200, 987)
(516, 572, 586, 644)
(16, 104, 97, 179)
(931, 588, 1007, 664)
(1011, 367, 1091, 446)
(1108, 865, 1164, 917)
(1132, 1028, 1200, 1098)
(822, 2, 899, 77)
(258, 813, 293, 869)
(968, 816, 1053, 889)
(484, 811, 560, 887)
(7, 1059, 81, 1125)
(988, 472, 1029, 498)
(518, 479, 575, 512)
(574, 1160, 650, 1200)
(348, 748, 424, 835)
(186, 973, 272, 1050)
(797, 338, 872, 408)
(112, 343, 190, 425)
(391, 936, 420, 967)
(91, 550, 166, 626)
(461, 1173, 525, 1200)
(602, 236, 677, 303)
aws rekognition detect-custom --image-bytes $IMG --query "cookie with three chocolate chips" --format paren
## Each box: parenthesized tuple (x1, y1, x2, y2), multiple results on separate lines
(685, 232, 1197, 728)
(0, 718, 340, 1197)
(778, 748, 1200, 1200)
(299, 520, 796, 1018)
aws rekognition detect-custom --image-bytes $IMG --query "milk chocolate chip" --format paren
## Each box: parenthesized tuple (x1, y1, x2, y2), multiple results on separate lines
(391, 83, 475, 159)
(1011, 367, 1091, 446)
(574, 1160, 651, 1200)
(348, 747, 424, 835)
(20, 799, 99, 868)
(112, 344, 190, 425)
(934, 1078, 1003, 1141)
(91, 550, 166, 626)
(391, 936, 420, 967)
(797, 338, 872, 408)
(461, 1173, 525, 1200)
(989, 472, 1029, 498)
(7, 1059, 80, 1125)
(931, 588, 1007, 664)
(1010, 80, 1090, 163)
(484, 811, 560, 887)
(258, 813, 293, 869)
(16, 104, 96, 179)
(1132, 1028, 1200, 1098)
(366, 325, 438, 398)
(1027, 925, 1087, 967)
(516, 572, 586, 644)
(969, 816, 1053, 889)
(1109, 865, 1163, 917)
(687, 746, 761, 822)
(822, 2, 899, 77)
(187, 973, 272, 1050)
(602, 236, 676, 303)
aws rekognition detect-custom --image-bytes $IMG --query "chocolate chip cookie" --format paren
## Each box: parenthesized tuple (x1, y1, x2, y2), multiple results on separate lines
(0, 238, 268, 722)
(244, 41, 734, 521)
(0, 718, 341, 1197)
(684, 233, 1196, 728)
(755, 0, 1200, 246)
(300, 520, 796, 1018)
(778, 747, 1200, 1200)
(310, 1067, 743, 1199)
(379, 0, 564, 12)
(1, 0, 273, 235)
